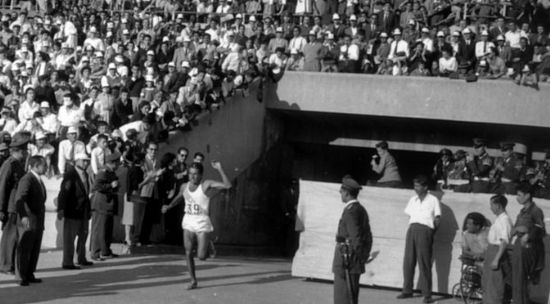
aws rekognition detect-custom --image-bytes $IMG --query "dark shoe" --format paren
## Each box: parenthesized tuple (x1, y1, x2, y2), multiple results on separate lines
(29, 278, 42, 283)
(62, 265, 81, 270)
(186, 281, 197, 290)
(91, 256, 105, 261)
(78, 260, 94, 266)
(19, 280, 29, 286)
(423, 296, 433, 303)
(100, 254, 118, 259)
(396, 293, 413, 299)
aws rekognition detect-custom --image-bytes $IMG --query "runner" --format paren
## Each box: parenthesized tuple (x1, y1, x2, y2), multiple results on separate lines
(161, 161, 231, 290)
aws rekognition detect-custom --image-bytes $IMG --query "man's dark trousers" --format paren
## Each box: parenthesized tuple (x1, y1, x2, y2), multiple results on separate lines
(63, 218, 89, 266)
(402, 223, 434, 297)
(90, 211, 113, 258)
(334, 272, 360, 304)
(0, 213, 18, 272)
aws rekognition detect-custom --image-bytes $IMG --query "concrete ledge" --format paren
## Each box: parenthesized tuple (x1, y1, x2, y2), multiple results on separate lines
(267, 72, 550, 128)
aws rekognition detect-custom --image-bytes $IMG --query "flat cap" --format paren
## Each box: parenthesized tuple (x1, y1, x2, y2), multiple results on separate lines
(473, 138, 486, 148)
(499, 142, 515, 151)
(9, 133, 29, 148)
(342, 175, 362, 191)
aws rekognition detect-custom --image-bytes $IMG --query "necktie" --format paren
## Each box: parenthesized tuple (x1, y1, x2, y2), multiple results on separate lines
(82, 170, 89, 194)
(69, 143, 75, 162)
(38, 176, 46, 197)
(483, 42, 486, 53)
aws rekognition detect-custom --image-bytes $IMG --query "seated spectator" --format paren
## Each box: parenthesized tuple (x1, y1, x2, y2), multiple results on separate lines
(484, 47, 507, 79)
(510, 37, 533, 85)
(461, 212, 489, 269)
(408, 41, 429, 76)
(369, 141, 402, 188)
(286, 49, 304, 71)
(438, 46, 458, 76)
(432, 148, 454, 188)
(388, 28, 409, 75)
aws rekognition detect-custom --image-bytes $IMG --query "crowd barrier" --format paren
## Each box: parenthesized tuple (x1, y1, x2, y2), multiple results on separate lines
(291, 180, 550, 302)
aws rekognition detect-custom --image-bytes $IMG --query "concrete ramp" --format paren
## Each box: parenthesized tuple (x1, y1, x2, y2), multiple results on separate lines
(292, 180, 550, 302)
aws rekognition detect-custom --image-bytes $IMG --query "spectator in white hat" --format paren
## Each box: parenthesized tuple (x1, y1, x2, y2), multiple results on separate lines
(268, 27, 289, 53)
(58, 126, 86, 176)
(303, 30, 323, 72)
(327, 13, 345, 41)
(420, 28, 434, 53)
(38, 101, 59, 135)
(28, 131, 55, 176)
(388, 28, 409, 75)
(83, 27, 105, 52)
(475, 30, 495, 61)
(172, 36, 195, 71)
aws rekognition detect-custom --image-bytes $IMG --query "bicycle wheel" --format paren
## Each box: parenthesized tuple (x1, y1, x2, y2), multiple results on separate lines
(460, 280, 482, 304)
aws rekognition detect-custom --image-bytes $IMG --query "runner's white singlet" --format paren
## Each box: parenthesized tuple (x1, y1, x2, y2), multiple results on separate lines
(181, 182, 214, 233)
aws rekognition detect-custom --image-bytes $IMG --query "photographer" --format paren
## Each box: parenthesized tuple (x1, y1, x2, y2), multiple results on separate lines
(369, 141, 402, 188)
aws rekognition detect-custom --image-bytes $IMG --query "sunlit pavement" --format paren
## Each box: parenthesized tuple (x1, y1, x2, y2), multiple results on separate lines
(0, 244, 455, 304)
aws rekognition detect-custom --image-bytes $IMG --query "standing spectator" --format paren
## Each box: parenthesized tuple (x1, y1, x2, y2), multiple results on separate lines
(510, 182, 546, 304)
(90, 152, 121, 261)
(90, 134, 111, 176)
(483, 194, 513, 304)
(397, 175, 441, 304)
(303, 31, 323, 72)
(332, 175, 372, 304)
(38, 102, 59, 136)
(0, 133, 29, 275)
(14, 155, 48, 286)
(58, 127, 86, 176)
(139, 142, 162, 245)
(388, 28, 410, 75)
(338, 35, 360, 73)
(370, 141, 402, 188)
(57, 153, 93, 270)
(18, 87, 39, 124)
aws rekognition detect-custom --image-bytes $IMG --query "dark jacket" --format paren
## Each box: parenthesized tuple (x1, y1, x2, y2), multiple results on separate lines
(91, 169, 119, 215)
(57, 167, 91, 219)
(0, 157, 26, 215)
(15, 172, 47, 231)
(332, 201, 373, 275)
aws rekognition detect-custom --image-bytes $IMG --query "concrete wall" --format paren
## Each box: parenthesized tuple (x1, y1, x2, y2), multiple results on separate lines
(293, 180, 550, 302)
(266, 72, 550, 128)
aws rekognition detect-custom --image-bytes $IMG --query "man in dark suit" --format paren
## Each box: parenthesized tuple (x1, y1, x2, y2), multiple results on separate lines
(0, 133, 29, 275)
(456, 28, 477, 73)
(58, 153, 93, 269)
(15, 156, 48, 286)
(90, 152, 121, 260)
(332, 175, 372, 304)
(378, 3, 395, 34)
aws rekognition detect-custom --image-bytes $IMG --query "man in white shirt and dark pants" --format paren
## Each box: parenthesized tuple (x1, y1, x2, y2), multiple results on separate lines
(397, 175, 441, 303)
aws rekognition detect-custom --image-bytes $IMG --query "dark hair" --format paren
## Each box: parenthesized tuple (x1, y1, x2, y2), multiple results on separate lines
(28, 155, 46, 168)
(189, 162, 204, 174)
(516, 182, 534, 197)
(178, 147, 189, 154)
(490, 194, 508, 209)
(194, 152, 204, 159)
(375, 141, 389, 150)
(413, 174, 429, 186)
(160, 152, 176, 169)
(97, 134, 108, 142)
(463, 212, 486, 231)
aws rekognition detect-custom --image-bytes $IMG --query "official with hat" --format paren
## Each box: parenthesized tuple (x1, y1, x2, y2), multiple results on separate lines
(90, 152, 121, 260)
(58, 152, 94, 269)
(333, 175, 372, 304)
(490, 142, 524, 194)
(0, 133, 29, 274)
(466, 138, 493, 193)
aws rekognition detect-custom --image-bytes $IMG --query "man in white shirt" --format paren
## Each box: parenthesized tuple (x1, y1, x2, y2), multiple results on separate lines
(397, 175, 441, 304)
(288, 27, 307, 54)
(505, 22, 522, 49)
(475, 30, 495, 61)
(90, 134, 111, 176)
(58, 127, 86, 176)
(484, 194, 513, 304)
(38, 102, 59, 135)
(388, 29, 409, 75)
(338, 35, 360, 73)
